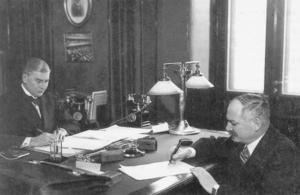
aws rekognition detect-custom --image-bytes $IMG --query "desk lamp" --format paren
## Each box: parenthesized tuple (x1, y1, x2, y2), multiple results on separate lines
(147, 61, 214, 135)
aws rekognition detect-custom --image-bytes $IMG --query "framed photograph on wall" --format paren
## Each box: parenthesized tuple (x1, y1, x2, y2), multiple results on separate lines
(64, 0, 92, 27)
(64, 32, 94, 62)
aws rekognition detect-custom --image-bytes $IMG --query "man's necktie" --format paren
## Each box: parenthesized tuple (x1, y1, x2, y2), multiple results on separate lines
(31, 97, 42, 108)
(31, 97, 44, 123)
(240, 146, 250, 164)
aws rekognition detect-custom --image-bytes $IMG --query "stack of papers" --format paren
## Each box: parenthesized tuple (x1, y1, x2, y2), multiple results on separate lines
(31, 125, 149, 157)
(73, 126, 149, 141)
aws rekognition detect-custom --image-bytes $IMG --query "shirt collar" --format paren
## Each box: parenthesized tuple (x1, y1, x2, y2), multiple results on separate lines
(246, 133, 265, 155)
(21, 83, 37, 99)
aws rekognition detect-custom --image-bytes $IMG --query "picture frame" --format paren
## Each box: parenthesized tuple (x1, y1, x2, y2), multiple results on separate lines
(64, 32, 94, 62)
(64, 0, 92, 27)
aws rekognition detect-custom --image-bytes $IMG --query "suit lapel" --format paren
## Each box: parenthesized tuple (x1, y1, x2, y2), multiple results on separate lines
(20, 94, 43, 131)
(245, 126, 277, 167)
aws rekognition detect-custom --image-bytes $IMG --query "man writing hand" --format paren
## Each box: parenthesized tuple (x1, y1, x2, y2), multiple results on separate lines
(0, 58, 80, 148)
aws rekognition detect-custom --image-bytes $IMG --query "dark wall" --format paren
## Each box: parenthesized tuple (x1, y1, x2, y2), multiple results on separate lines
(49, 0, 195, 125)
(51, 0, 193, 94)
(51, 0, 110, 95)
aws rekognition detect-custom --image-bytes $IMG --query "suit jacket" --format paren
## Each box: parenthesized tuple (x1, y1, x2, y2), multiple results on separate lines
(0, 86, 80, 148)
(192, 125, 300, 195)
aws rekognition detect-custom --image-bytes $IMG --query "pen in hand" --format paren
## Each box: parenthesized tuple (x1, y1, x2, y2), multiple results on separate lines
(169, 142, 181, 164)
(169, 138, 193, 165)
(37, 128, 44, 134)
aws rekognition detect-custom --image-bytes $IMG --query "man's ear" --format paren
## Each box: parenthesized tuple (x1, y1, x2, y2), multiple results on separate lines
(22, 73, 28, 83)
(252, 117, 262, 131)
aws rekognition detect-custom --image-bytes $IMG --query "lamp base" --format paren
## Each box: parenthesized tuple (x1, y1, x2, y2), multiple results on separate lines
(169, 120, 201, 135)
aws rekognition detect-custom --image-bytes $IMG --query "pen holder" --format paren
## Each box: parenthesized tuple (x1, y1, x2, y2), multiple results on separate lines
(49, 140, 62, 163)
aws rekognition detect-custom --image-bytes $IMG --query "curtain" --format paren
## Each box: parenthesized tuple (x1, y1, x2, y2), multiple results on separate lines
(107, 0, 158, 124)
(1, 0, 54, 94)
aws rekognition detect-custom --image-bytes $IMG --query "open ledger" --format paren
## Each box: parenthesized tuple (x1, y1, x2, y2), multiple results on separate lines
(29, 125, 148, 157)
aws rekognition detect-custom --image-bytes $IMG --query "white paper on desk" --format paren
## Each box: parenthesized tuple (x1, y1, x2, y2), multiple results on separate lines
(74, 126, 149, 142)
(151, 122, 169, 133)
(73, 130, 129, 142)
(62, 137, 112, 150)
(119, 161, 194, 180)
(103, 125, 152, 134)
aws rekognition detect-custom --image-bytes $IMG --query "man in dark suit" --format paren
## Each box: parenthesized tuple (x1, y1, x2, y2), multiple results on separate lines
(170, 93, 300, 195)
(0, 58, 80, 148)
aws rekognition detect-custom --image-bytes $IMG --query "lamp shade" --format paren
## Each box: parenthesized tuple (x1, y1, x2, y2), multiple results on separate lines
(147, 80, 183, 95)
(186, 75, 214, 89)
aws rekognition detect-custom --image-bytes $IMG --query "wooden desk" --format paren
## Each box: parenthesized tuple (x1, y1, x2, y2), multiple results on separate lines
(0, 128, 228, 195)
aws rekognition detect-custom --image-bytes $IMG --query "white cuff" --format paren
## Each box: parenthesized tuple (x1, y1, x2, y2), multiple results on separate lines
(187, 147, 196, 158)
(57, 128, 69, 136)
(20, 137, 31, 148)
(212, 184, 220, 195)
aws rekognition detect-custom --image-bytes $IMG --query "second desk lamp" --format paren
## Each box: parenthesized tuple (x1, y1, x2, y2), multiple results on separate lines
(147, 61, 214, 135)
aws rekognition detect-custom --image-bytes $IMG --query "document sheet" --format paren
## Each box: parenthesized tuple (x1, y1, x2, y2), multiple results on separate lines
(119, 161, 194, 180)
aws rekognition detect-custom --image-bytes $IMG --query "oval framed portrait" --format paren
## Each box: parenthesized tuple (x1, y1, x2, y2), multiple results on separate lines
(64, 0, 92, 27)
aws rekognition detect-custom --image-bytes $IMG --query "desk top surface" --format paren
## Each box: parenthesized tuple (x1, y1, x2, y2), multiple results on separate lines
(0, 128, 229, 195)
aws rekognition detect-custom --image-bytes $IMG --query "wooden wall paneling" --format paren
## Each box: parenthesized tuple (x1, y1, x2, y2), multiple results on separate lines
(54, 0, 110, 93)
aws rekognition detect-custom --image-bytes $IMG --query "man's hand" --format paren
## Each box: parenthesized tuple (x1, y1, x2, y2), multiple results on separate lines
(55, 128, 68, 141)
(191, 167, 218, 194)
(29, 133, 56, 147)
(28, 128, 68, 147)
(168, 146, 192, 164)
